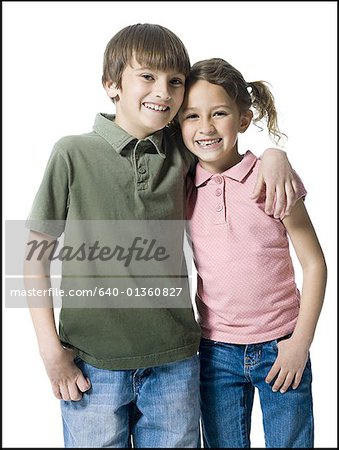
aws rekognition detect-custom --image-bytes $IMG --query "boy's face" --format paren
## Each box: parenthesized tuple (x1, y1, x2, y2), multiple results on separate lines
(179, 80, 252, 173)
(105, 58, 186, 139)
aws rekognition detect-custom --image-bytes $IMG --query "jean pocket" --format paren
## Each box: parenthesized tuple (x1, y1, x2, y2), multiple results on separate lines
(276, 333, 292, 343)
(272, 333, 293, 352)
(270, 341, 279, 354)
(200, 337, 218, 347)
(305, 353, 312, 370)
(73, 355, 83, 366)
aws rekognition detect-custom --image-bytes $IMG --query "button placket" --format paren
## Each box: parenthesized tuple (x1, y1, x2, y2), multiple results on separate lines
(136, 151, 148, 187)
(212, 175, 226, 224)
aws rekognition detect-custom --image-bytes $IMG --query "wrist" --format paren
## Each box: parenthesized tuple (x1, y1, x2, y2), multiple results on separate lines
(39, 340, 64, 361)
(290, 331, 313, 350)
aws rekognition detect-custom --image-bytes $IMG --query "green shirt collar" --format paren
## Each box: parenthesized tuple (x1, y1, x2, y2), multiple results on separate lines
(93, 113, 165, 157)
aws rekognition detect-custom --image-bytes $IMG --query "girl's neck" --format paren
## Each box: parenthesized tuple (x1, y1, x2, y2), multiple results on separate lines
(199, 152, 244, 174)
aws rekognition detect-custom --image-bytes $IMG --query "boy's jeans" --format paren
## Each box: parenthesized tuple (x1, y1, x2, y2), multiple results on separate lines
(61, 355, 200, 448)
(199, 337, 314, 448)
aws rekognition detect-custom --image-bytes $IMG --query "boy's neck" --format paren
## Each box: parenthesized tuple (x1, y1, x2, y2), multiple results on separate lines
(114, 115, 158, 140)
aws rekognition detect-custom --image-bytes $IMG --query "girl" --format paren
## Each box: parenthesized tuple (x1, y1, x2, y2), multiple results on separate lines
(179, 58, 327, 448)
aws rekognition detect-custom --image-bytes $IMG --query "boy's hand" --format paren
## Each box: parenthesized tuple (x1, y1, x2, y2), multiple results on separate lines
(42, 347, 91, 401)
(265, 337, 309, 394)
(251, 148, 298, 219)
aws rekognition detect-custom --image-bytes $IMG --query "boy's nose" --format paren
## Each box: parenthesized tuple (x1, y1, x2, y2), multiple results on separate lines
(155, 91, 171, 101)
(154, 83, 171, 101)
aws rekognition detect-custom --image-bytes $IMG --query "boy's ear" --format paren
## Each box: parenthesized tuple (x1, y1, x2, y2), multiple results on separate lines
(239, 110, 253, 133)
(104, 81, 119, 100)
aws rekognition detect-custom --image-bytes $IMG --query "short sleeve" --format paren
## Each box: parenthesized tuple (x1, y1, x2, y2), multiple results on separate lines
(292, 169, 307, 201)
(25, 142, 70, 237)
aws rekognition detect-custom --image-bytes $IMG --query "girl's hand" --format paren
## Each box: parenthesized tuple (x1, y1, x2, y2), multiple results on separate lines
(265, 337, 310, 393)
(252, 148, 299, 219)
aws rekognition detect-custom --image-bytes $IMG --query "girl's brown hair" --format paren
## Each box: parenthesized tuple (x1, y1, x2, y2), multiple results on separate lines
(186, 58, 287, 145)
(102, 23, 191, 88)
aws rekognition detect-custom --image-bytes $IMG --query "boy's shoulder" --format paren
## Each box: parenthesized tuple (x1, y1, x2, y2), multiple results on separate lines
(163, 125, 197, 171)
(53, 131, 100, 158)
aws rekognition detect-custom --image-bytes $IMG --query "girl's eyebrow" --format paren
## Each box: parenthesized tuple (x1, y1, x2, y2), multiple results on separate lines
(212, 104, 232, 109)
(182, 107, 196, 112)
(183, 104, 232, 111)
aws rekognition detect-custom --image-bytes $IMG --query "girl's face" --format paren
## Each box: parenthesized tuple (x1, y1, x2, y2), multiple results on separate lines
(179, 79, 252, 173)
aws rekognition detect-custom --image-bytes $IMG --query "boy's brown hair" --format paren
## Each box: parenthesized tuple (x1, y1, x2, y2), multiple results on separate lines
(102, 23, 191, 88)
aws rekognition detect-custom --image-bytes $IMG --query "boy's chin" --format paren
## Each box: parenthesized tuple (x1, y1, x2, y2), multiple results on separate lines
(143, 119, 171, 133)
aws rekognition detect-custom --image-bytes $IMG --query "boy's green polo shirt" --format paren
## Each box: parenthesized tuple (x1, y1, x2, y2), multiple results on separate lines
(26, 113, 201, 370)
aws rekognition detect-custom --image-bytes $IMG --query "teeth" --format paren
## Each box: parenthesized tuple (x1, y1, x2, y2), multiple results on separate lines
(197, 139, 221, 146)
(144, 103, 169, 111)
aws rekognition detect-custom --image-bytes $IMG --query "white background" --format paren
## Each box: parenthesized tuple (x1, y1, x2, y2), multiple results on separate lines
(3, 1, 337, 448)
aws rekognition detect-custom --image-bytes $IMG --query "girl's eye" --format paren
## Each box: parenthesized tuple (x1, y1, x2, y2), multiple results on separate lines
(185, 114, 199, 120)
(214, 111, 227, 117)
(141, 74, 154, 81)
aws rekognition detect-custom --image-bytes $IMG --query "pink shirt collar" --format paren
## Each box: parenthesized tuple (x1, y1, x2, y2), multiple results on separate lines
(194, 150, 258, 187)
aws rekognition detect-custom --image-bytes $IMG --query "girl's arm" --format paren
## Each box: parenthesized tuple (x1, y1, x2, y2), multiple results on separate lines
(253, 148, 299, 219)
(265, 199, 327, 393)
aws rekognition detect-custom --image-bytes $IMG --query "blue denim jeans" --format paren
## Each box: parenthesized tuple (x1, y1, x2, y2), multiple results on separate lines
(61, 355, 200, 448)
(199, 337, 314, 448)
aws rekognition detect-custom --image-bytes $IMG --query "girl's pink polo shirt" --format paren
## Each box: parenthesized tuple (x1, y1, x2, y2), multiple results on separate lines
(187, 151, 307, 344)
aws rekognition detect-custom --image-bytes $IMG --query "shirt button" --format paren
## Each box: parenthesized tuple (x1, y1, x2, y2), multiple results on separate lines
(216, 204, 223, 212)
(138, 167, 146, 174)
(215, 188, 222, 196)
(215, 176, 223, 184)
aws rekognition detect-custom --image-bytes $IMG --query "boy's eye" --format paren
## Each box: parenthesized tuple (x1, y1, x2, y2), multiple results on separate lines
(140, 74, 155, 81)
(170, 78, 184, 86)
(185, 114, 199, 120)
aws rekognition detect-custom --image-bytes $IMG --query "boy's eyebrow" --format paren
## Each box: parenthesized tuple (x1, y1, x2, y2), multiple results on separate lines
(132, 66, 185, 78)
(132, 66, 154, 72)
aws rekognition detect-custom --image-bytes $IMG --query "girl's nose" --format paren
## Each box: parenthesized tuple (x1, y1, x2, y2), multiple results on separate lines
(199, 120, 216, 135)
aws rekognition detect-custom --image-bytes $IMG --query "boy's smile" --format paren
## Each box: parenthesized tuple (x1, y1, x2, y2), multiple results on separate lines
(106, 58, 185, 139)
(142, 102, 170, 112)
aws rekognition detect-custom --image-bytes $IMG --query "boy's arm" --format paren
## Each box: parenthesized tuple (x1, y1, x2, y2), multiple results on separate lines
(252, 148, 298, 219)
(265, 200, 327, 393)
(24, 231, 91, 400)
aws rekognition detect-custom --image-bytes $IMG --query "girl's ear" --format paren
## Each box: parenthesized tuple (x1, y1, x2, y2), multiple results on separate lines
(239, 110, 253, 133)
(104, 81, 120, 100)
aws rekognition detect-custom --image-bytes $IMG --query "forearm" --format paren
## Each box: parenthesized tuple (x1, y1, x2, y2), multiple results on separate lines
(253, 148, 296, 218)
(24, 232, 90, 400)
(24, 253, 63, 358)
(291, 260, 327, 348)
(259, 147, 287, 158)
(28, 307, 63, 358)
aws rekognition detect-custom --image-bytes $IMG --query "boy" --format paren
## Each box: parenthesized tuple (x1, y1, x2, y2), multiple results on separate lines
(24, 23, 298, 448)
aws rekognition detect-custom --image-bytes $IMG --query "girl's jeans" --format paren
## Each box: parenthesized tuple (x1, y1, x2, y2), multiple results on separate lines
(199, 337, 314, 448)
(61, 354, 200, 448)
